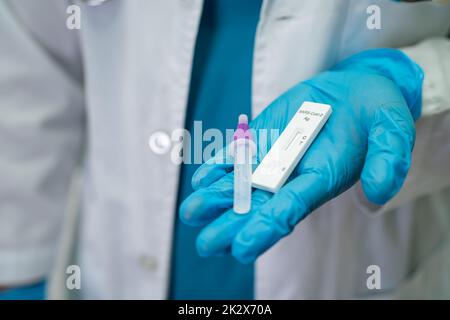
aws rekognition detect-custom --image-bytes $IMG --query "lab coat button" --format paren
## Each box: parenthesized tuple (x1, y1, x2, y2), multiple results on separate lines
(148, 131, 171, 154)
(139, 255, 158, 271)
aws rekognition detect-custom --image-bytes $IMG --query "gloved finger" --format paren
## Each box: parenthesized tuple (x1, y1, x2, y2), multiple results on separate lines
(361, 104, 415, 205)
(232, 170, 330, 264)
(192, 148, 233, 191)
(197, 209, 249, 257)
(196, 189, 272, 257)
(180, 173, 234, 227)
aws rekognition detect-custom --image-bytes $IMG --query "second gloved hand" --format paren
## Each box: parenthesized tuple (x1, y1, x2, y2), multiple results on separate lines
(180, 48, 424, 263)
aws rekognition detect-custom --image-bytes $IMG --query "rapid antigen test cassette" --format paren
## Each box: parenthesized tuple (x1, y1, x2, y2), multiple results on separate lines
(252, 102, 332, 193)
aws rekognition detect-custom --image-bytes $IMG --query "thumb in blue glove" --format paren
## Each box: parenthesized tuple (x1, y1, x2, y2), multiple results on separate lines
(180, 48, 423, 264)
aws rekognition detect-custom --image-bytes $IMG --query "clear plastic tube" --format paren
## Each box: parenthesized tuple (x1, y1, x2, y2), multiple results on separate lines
(234, 140, 252, 214)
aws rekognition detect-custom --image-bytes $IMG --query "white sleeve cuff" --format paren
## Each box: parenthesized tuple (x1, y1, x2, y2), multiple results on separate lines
(401, 37, 450, 116)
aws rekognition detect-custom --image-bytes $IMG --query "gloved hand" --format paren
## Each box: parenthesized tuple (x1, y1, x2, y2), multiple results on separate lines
(0, 280, 46, 300)
(180, 48, 424, 264)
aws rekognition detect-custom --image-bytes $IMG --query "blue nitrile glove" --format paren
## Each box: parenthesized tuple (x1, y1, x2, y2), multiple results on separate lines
(179, 48, 424, 264)
(0, 280, 46, 300)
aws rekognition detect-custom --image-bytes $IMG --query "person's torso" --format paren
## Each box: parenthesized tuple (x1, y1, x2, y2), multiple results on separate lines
(71, 0, 450, 298)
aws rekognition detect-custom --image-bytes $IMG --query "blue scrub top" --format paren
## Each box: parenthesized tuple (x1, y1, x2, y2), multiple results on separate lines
(169, 0, 262, 299)
(0, 281, 46, 300)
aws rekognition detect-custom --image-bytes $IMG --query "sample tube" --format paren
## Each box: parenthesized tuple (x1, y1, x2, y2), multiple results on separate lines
(229, 114, 256, 214)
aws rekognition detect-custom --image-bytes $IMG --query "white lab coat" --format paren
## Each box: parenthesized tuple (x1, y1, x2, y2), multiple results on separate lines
(0, 0, 450, 299)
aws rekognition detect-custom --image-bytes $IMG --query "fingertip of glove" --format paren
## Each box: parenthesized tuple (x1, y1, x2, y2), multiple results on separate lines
(231, 230, 259, 265)
(196, 231, 230, 258)
(231, 244, 255, 265)
(191, 164, 230, 191)
(191, 169, 205, 191)
(361, 182, 392, 206)
(361, 157, 407, 205)
(196, 236, 211, 258)
(179, 195, 203, 226)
